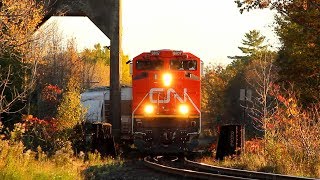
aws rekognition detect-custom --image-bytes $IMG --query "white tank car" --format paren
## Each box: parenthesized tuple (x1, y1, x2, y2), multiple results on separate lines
(80, 86, 132, 138)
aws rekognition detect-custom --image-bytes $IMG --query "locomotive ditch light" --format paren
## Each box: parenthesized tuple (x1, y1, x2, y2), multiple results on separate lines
(144, 104, 154, 114)
(162, 73, 172, 87)
(179, 104, 189, 115)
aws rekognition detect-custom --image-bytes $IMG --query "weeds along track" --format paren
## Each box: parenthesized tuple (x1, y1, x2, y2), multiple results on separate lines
(143, 156, 316, 180)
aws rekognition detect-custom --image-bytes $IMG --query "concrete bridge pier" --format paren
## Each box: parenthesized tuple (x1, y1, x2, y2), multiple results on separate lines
(42, 0, 122, 140)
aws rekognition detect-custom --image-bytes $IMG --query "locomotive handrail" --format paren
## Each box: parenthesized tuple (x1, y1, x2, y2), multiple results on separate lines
(184, 92, 201, 134)
(184, 92, 201, 114)
(131, 92, 150, 134)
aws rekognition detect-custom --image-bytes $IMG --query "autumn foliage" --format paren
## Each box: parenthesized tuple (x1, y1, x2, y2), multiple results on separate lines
(0, 0, 44, 56)
(265, 88, 320, 176)
(205, 87, 320, 177)
(245, 139, 263, 154)
(41, 84, 62, 102)
(21, 115, 58, 153)
(0, 0, 45, 118)
(201, 11, 319, 175)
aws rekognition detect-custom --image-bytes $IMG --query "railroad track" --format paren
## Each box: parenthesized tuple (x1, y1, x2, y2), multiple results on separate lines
(143, 156, 316, 180)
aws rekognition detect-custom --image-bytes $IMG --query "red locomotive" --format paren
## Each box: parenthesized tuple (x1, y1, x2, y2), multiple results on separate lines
(131, 49, 202, 152)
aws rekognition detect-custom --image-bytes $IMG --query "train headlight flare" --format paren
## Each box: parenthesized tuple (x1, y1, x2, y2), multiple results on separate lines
(162, 73, 172, 87)
(179, 104, 189, 115)
(144, 104, 154, 114)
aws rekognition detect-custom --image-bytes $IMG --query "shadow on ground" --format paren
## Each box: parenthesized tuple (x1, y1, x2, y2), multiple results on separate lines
(83, 160, 179, 180)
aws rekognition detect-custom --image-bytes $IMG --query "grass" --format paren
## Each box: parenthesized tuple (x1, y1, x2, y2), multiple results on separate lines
(199, 153, 267, 172)
(198, 143, 320, 179)
(0, 139, 120, 180)
(84, 162, 124, 179)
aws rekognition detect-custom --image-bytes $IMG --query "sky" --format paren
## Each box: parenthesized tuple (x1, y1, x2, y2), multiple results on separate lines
(37, 16, 110, 50)
(41, 0, 279, 65)
(122, 0, 278, 65)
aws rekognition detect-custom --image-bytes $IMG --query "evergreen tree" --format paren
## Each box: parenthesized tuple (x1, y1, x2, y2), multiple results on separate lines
(225, 30, 272, 137)
(238, 30, 267, 56)
(228, 30, 267, 65)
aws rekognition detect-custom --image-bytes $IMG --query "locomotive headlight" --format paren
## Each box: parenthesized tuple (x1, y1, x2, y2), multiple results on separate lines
(144, 104, 154, 114)
(162, 73, 172, 87)
(179, 104, 189, 115)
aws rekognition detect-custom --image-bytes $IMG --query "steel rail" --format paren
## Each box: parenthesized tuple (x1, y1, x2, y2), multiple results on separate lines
(143, 156, 255, 180)
(184, 158, 316, 180)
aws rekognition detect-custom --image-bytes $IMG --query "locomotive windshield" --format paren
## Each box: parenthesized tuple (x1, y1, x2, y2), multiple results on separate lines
(136, 60, 163, 70)
(170, 60, 197, 70)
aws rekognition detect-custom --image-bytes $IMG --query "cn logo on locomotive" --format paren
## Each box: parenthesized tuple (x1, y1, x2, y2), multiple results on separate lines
(149, 88, 187, 103)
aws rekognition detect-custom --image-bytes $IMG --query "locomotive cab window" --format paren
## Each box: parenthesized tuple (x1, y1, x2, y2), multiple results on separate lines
(136, 60, 163, 70)
(170, 60, 197, 70)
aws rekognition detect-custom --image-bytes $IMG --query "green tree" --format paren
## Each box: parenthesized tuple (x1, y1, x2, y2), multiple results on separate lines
(80, 45, 131, 88)
(239, 30, 267, 56)
(235, 0, 320, 105)
(82, 44, 110, 65)
(121, 53, 131, 86)
(81, 44, 110, 89)
(228, 30, 267, 65)
(275, 10, 320, 105)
